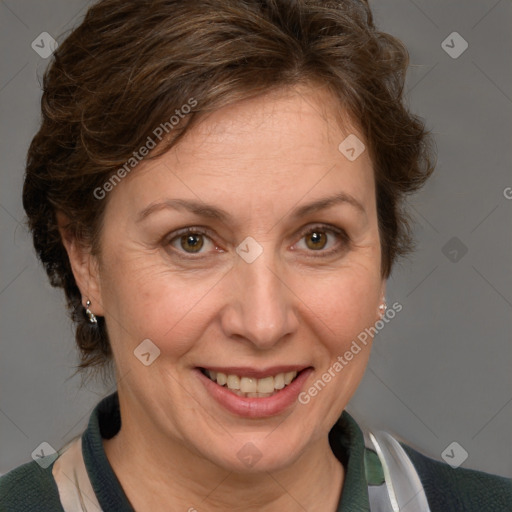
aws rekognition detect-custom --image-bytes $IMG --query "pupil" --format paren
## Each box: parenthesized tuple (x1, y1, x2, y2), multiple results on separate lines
(181, 233, 203, 252)
(308, 231, 326, 250)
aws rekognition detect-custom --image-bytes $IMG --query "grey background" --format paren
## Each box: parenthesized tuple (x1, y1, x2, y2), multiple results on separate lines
(1, 0, 511, 478)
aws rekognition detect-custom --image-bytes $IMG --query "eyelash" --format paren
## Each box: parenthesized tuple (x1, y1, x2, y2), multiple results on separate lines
(165, 224, 350, 260)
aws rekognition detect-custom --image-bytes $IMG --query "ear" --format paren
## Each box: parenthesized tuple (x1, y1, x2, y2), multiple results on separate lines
(57, 211, 104, 317)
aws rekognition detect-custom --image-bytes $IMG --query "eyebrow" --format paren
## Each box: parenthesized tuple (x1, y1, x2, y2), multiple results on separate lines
(136, 192, 366, 223)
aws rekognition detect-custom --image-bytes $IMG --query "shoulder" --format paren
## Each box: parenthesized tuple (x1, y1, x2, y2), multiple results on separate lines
(402, 443, 512, 512)
(0, 460, 63, 511)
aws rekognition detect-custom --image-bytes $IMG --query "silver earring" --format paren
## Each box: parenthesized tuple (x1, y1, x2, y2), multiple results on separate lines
(378, 298, 387, 318)
(85, 300, 98, 324)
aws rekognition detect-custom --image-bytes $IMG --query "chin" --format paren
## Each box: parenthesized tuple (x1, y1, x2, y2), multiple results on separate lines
(203, 429, 309, 475)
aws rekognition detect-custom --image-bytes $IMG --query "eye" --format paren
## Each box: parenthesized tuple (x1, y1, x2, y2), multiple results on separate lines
(168, 229, 216, 254)
(294, 225, 348, 255)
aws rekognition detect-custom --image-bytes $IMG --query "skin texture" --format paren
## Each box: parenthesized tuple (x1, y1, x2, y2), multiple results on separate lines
(62, 85, 386, 511)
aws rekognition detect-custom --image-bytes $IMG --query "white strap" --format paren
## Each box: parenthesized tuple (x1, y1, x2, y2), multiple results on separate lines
(368, 430, 431, 512)
(52, 437, 103, 512)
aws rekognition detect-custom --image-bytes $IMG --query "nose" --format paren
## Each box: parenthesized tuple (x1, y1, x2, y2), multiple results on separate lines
(220, 251, 299, 350)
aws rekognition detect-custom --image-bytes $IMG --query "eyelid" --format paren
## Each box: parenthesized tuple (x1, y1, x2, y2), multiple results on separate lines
(298, 223, 347, 238)
(168, 226, 212, 240)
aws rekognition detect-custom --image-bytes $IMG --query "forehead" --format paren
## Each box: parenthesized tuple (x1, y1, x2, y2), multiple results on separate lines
(108, 85, 375, 220)
(175, 86, 360, 169)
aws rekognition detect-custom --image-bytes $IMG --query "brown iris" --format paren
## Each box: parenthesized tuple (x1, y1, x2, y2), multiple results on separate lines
(305, 231, 327, 250)
(180, 233, 204, 253)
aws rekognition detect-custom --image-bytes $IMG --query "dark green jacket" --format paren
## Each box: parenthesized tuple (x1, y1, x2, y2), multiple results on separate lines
(1, 392, 511, 511)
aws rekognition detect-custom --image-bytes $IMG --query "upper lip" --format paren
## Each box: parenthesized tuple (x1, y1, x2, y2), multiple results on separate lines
(199, 365, 310, 379)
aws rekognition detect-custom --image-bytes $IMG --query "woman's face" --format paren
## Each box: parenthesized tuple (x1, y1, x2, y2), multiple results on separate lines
(88, 85, 385, 472)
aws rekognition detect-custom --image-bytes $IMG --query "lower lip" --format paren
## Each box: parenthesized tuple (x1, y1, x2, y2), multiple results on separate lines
(196, 368, 313, 418)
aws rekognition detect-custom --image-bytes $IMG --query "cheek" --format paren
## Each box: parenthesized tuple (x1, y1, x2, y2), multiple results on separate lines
(98, 250, 224, 361)
(293, 269, 380, 428)
(294, 264, 381, 343)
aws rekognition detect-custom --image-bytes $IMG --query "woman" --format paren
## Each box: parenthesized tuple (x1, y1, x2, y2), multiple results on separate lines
(1, 0, 510, 510)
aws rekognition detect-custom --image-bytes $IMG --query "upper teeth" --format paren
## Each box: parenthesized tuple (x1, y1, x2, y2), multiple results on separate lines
(205, 370, 298, 393)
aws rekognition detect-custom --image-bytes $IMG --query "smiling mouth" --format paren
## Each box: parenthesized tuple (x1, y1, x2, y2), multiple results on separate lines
(200, 368, 303, 398)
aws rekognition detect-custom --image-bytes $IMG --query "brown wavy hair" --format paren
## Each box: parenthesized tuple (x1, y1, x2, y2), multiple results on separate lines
(23, 0, 435, 374)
